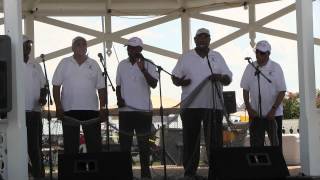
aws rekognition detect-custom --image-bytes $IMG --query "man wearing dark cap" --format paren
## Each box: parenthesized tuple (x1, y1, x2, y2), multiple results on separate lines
(23, 35, 46, 179)
(172, 28, 232, 179)
(52, 36, 107, 154)
(116, 37, 158, 180)
(241, 40, 286, 148)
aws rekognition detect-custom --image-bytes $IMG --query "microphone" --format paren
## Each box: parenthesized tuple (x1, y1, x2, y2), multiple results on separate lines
(98, 53, 103, 62)
(245, 57, 252, 61)
(40, 54, 45, 59)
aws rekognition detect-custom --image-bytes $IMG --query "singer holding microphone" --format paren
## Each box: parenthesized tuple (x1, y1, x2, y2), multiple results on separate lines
(52, 36, 107, 154)
(240, 40, 286, 148)
(23, 35, 46, 179)
(171, 28, 232, 179)
(116, 37, 158, 180)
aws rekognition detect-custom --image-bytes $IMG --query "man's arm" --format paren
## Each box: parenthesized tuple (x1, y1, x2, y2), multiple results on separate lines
(116, 86, 125, 107)
(98, 87, 108, 121)
(208, 74, 231, 85)
(266, 91, 286, 120)
(171, 75, 191, 87)
(243, 89, 257, 119)
(136, 60, 158, 88)
(53, 85, 63, 119)
(39, 88, 48, 106)
(98, 88, 107, 109)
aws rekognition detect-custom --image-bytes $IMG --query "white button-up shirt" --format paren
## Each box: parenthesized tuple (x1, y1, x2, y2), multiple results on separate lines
(240, 59, 286, 116)
(172, 50, 233, 109)
(116, 58, 159, 112)
(24, 60, 46, 112)
(52, 56, 105, 111)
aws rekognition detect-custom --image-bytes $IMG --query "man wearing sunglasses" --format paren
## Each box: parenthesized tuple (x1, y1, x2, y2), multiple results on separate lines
(241, 40, 286, 148)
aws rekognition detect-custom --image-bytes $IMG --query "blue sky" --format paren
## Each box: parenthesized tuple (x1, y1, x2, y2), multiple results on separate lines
(1, 0, 319, 107)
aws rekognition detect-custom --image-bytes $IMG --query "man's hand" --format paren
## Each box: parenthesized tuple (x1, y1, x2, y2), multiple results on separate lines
(247, 107, 258, 119)
(99, 108, 108, 122)
(38, 97, 47, 106)
(172, 75, 191, 87)
(266, 108, 276, 121)
(208, 74, 222, 81)
(56, 106, 64, 120)
(117, 98, 125, 108)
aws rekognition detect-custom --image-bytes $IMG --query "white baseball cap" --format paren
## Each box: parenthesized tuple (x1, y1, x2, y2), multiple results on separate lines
(125, 37, 143, 47)
(195, 28, 210, 36)
(254, 40, 271, 53)
(72, 36, 86, 45)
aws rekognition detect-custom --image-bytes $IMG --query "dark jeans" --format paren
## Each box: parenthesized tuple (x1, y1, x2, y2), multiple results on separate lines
(62, 110, 101, 154)
(249, 116, 282, 147)
(119, 111, 152, 179)
(180, 108, 223, 177)
(26, 111, 44, 178)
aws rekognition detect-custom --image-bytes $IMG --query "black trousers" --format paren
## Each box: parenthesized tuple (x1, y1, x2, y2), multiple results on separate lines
(180, 108, 223, 177)
(62, 110, 101, 154)
(26, 111, 44, 178)
(249, 116, 282, 147)
(119, 111, 152, 178)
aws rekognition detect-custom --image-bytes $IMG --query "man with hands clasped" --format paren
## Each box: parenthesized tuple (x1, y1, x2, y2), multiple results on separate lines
(241, 40, 286, 148)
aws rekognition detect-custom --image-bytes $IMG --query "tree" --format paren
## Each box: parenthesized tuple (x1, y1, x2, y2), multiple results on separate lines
(283, 92, 300, 119)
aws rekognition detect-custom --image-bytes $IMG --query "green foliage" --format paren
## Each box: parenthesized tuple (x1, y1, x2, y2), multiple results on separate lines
(283, 92, 300, 119)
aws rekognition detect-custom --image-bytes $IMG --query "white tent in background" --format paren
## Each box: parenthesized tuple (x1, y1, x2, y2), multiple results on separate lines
(0, 0, 319, 179)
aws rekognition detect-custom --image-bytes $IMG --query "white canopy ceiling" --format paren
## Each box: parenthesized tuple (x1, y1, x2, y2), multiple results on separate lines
(1, 0, 280, 16)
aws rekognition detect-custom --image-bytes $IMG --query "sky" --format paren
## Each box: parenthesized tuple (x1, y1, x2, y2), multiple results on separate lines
(1, 0, 319, 108)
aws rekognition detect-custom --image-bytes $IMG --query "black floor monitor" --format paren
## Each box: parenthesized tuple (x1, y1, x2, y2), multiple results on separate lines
(208, 147, 289, 180)
(58, 152, 132, 180)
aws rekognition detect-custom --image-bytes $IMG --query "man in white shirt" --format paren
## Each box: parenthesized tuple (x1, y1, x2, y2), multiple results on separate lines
(23, 35, 47, 179)
(171, 28, 232, 179)
(116, 37, 158, 180)
(240, 40, 286, 147)
(52, 36, 107, 154)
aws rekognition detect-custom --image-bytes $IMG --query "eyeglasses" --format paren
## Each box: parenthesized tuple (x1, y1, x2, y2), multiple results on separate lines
(255, 50, 268, 55)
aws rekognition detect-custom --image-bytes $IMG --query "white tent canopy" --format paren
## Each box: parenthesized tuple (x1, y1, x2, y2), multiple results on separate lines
(1, 0, 319, 180)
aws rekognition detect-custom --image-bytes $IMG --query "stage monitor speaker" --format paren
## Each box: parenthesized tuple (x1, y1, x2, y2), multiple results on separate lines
(223, 91, 236, 114)
(208, 147, 289, 180)
(58, 152, 133, 180)
(0, 35, 12, 113)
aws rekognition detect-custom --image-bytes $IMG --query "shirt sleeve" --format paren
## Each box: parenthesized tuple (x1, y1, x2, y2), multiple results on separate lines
(146, 60, 159, 80)
(94, 61, 105, 89)
(172, 56, 184, 78)
(36, 63, 46, 88)
(240, 65, 251, 90)
(52, 59, 65, 86)
(216, 52, 233, 80)
(116, 62, 121, 86)
(275, 64, 287, 92)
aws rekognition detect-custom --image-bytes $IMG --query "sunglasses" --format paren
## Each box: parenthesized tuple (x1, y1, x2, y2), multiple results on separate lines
(255, 50, 268, 55)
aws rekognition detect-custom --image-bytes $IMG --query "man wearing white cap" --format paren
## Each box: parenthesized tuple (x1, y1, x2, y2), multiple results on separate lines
(23, 35, 46, 179)
(241, 40, 286, 148)
(52, 36, 107, 154)
(172, 28, 232, 179)
(116, 37, 158, 180)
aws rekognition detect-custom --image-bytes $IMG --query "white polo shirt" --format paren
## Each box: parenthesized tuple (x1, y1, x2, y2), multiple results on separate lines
(240, 59, 286, 117)
(24, 60, 46, 112)
(172, 49, 233, 109)
(116, 58, 159, 112)
(52, 56, 105, 111)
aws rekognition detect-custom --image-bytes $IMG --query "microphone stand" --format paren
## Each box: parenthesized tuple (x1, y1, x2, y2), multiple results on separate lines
(40, 54, 53, 180)
(245, 57, 272, 119)
(98, 53, 115, 152)
(143, 58, 172, 180)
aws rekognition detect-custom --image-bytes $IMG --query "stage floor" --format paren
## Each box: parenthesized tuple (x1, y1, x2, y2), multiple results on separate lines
(32, 165, 301, 180)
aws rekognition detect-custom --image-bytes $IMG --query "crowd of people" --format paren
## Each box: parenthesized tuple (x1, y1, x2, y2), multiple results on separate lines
(23, 27, 286, 180)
